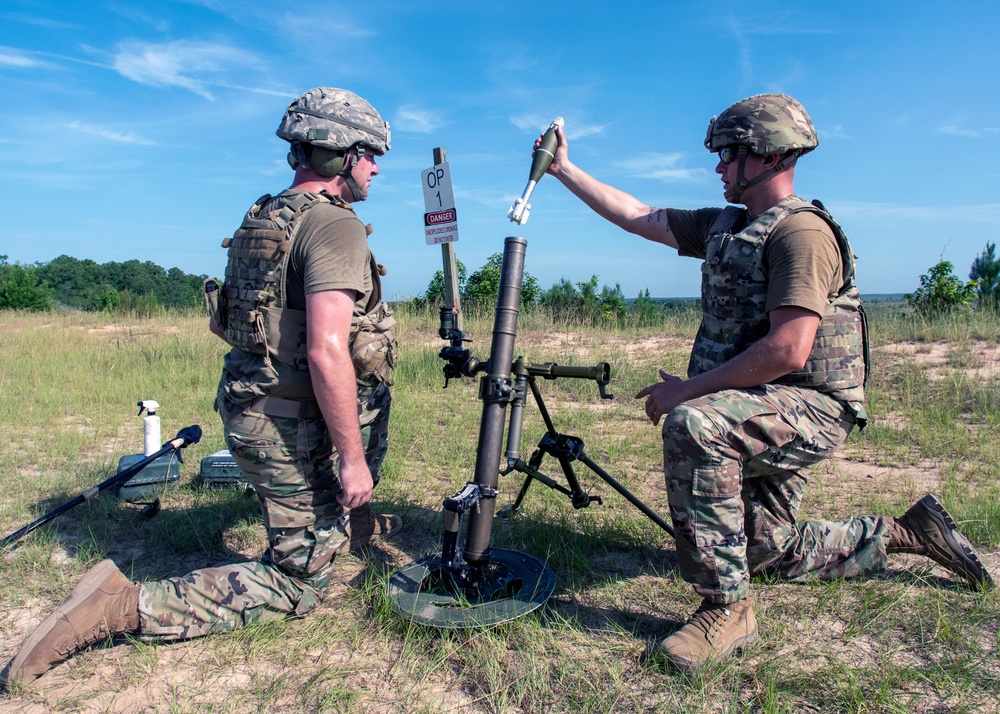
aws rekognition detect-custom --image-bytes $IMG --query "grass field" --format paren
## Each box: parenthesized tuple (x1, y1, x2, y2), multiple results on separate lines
(0, 303, 998, 713)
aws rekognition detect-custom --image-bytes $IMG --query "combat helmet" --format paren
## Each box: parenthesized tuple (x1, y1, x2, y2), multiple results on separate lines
(276, 87, 391, 199)
(704, 93, 817, 203)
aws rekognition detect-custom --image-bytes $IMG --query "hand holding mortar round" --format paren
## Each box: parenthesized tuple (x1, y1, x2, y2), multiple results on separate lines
(508, 117, 563, 225)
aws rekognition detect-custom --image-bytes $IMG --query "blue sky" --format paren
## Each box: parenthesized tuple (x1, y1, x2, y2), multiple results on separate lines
(1, 1, 998, 300)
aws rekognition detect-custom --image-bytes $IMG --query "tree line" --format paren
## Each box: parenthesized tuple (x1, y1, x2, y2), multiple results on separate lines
(413, 253, 674, 325)
(3, 241, 999, 319)
(0, 255, 206, 313)
(420, 243, 1000, 323)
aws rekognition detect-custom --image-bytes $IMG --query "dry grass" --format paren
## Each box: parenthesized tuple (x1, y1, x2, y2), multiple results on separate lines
(0, 306, 998, 713)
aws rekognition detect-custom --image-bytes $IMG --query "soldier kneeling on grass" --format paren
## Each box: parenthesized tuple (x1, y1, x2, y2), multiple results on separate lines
(532, 92, 995, 672)
(4, 87, 402, 687)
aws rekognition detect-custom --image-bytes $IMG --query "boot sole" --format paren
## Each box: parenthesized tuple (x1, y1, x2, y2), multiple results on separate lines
(7, 560, 122, 684)
(918, 495, 995, 591)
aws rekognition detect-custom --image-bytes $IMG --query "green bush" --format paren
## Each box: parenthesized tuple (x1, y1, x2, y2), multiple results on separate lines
(35, 254, 205, 311)
(904, 259, 977, 317)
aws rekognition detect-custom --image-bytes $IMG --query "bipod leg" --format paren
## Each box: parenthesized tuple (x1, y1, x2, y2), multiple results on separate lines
(546, 435, 601, 510)
(529, 379, 599, 509)
(501, 473, 534, 518)
(501, 446, 580, 517)
(575, 450, 674, 537)
(502, 378, 603, 516)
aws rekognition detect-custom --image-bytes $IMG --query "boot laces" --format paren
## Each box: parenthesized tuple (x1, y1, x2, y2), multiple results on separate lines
(63, 623, 108, 654)
(688, 602, 733, 639)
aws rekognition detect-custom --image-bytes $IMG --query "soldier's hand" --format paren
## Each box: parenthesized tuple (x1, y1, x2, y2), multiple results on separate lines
(635, 369, 687, 426)
(336, 458, 374, 509)
(533, 125, 568, 176)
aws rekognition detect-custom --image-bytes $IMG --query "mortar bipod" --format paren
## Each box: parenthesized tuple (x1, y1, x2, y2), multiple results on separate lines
(497, 358, 674, 538)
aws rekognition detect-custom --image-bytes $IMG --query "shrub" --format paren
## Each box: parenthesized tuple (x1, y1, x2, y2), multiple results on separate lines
(904, 259, 977, 317)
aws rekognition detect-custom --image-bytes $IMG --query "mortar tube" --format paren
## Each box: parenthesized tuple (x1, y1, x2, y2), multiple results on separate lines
(462, 236, 526, 566)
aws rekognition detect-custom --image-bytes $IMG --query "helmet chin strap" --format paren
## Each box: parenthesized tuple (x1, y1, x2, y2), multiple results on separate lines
(338, 145, 367, 202)
(731, 146, 799, 204)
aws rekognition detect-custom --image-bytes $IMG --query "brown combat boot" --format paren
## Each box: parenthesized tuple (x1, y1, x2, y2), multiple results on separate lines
(888, 493, 995, 590)
(4, 560, 140, 687)
(334, 503, 402, 555)
(655, 598, 758, 673)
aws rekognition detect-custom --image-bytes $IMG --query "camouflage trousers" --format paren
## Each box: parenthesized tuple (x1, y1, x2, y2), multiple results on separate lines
(661, 384, 892, 605)
(137, 382, 391, 641)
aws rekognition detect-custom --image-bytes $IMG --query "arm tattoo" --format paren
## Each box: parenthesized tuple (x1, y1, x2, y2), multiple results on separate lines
(647, 208, 666, 223)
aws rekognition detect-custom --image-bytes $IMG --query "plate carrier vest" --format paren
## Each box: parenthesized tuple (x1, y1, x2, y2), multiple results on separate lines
(688, 195, 869, 406)
(207, 190, 396, 402)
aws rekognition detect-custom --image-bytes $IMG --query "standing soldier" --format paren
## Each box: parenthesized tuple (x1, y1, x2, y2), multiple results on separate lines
(535, 93, 994, 672)
(6, 87, 401, 685)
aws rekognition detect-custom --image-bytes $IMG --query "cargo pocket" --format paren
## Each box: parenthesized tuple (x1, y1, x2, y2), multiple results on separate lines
(691, 464, 741, 499)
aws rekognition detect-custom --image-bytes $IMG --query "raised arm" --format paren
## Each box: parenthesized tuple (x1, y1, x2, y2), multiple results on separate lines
(542, 125, 679, 250)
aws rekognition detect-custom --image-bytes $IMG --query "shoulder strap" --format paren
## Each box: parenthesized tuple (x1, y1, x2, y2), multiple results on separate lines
(785, 198, 859, 293)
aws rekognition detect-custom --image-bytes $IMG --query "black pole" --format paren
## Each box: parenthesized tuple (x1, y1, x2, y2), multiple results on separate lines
(462, 237, 526, 566)
(1, 425, 202, 550)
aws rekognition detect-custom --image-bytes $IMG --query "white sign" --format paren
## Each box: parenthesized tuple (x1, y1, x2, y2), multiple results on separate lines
(421, 162, 459, 245)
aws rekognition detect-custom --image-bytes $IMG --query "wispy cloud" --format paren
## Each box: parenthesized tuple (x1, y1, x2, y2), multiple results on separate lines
(939, 123, 1000, 139)
(509, 114, 606, 141)
(68, 120, 156, 146)
(510, 114, 557, 132)
(0, 13, 77, 31)
(395, 105, 443, 134)
(0, 46, 43, 68)
(722, 16, 755, 90)
(818, 123, 849, 141)
(111, 39, 264, 100)
(564, 122, 606, 140)
(274, 13, 375, 43)
(615, 152, 708, 184)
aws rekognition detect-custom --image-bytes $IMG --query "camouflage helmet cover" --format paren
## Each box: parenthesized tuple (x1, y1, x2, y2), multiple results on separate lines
(704, 93, 818, 156)
(276, 87, 391, 155)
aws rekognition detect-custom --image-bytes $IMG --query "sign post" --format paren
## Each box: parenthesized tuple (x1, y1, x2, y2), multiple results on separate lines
(424, 148, 462, 332)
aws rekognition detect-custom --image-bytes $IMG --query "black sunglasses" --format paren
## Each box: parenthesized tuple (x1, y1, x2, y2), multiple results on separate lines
(718, 146, 741, 165)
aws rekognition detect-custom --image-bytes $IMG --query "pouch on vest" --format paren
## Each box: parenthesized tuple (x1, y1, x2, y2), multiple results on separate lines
(351, 303, 398, 386)
(203, 278, 225, 330)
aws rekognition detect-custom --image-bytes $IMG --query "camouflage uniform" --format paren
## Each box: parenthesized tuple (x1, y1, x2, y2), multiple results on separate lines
(663, 384, 890, 604)
(138, 383, 391, 639)
(141, 186, 396, 640)
(1, 88, 403, 689)
(665, 196, 877, 605)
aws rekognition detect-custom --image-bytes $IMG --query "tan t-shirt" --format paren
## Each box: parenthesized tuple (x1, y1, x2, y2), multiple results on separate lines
(667, 206, 843, 317)
(282, 195, 375, 319)
(219, 193, 378, 403)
